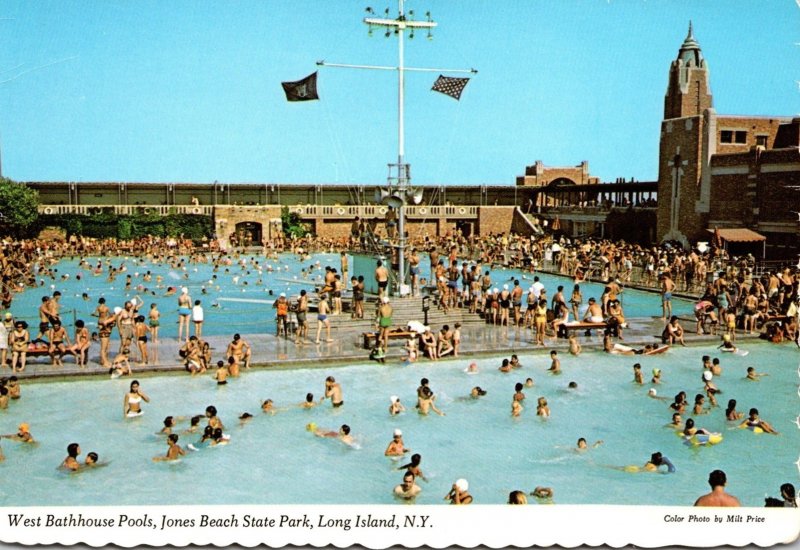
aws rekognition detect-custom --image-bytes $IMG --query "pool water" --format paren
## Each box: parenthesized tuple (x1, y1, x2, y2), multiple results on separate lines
(7, 254, 691, 340)
(0, 342, 796, 506)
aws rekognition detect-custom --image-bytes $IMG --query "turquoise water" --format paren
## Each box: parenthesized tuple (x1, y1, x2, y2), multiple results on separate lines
(0, 342, 796, 506)
(7, 254, 690, 340)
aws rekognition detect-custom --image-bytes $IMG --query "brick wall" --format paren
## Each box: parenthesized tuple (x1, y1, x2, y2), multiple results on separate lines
(516, 160, 599, 187)
(656, 115, 706, 243)
(477, 206, 516, 236)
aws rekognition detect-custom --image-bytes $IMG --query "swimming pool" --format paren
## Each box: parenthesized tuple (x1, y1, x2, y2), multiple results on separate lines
(0, 341, 796, 506)
(6, 253, 691, 340)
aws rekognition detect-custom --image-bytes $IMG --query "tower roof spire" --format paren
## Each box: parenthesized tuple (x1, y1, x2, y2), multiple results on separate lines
(677, 21, 703, 66)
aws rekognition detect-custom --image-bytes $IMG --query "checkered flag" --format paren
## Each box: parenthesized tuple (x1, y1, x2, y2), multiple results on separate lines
(431, 75, 470, 100)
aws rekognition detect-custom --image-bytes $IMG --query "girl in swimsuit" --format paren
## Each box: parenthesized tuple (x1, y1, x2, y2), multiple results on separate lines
(177, 287, 192, 342)
(123, 380, 149, 418)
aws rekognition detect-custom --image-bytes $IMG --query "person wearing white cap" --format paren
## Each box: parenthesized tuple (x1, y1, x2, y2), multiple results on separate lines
(389, 395, 406, 416)
(384, 428, 409, 457)
(445, 478, 473, 505)
(177, 286, 192, 342)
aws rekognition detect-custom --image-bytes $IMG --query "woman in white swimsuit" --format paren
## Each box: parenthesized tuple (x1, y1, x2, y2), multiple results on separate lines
(123, 380, 150, 418)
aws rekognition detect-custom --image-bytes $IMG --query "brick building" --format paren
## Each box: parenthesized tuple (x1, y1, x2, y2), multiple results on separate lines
(657, 24, 800, 258)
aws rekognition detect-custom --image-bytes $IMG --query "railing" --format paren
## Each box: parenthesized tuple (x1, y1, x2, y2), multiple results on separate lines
(537, 204, 657, 215)
(39, 205, 214, 216)
(38, 204, 479, 219)
(287, 205, 479, 218)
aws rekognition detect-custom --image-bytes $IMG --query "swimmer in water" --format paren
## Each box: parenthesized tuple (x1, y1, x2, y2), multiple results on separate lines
(568, 334, 581, 356)
(393, 471, 422, 500)
(397, 453, 427, 481)
(548, 350, 561, 374)
(123, 380, 149, 418)
(2, 422, 35, 443)
(632, 363, 644, 384)
(61, 442, 81, 471)
(739, 408, 779, 434)
(576, 437, 603, 450)
(651, 368, 662, 384)
(417, 386, 445, 416)
(725, 399, 743, 421)
(444, 479, 473, 505)
(745, 366, 768, 381)
(321, 376, 344, 408)
(683, 417, 712, 437)
(668, 413, 683, 429)
(617, 452, 676, 474)
(312, 424, 354, 446)
(536, 396, 550, 417)
(530, 487, 554, 499)
(389, 395, 406, 416)
(384, 429, 409, 456)
(299, 393, 316, 409)
(261, 399, 276, 415)
(153, 433, 185, 462)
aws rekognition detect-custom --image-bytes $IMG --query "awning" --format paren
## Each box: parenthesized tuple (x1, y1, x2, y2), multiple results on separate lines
(706, 228, 766, 242)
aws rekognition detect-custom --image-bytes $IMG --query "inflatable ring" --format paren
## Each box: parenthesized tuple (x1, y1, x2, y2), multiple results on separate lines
(458, 207, 466, 215)
(336, 207, 346, 215)
(43, 207, 54, 215)
(191, 207, 201, 215)
(687, 433, 723, 446)
(143, 207, 152, 215)
(419, 207, 428, 215)
(295, 207, 304, 215)
(378, 207, 387, 215)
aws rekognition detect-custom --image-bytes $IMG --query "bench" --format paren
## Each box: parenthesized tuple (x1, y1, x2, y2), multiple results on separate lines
(362, 330, 417, 349)
(557, 321, 609, 338)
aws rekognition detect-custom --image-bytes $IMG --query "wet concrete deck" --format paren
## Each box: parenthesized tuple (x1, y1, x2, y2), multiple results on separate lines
(4, 310, 762, 382)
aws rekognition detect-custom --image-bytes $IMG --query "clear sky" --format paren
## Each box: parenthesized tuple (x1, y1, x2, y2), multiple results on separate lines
(1, 1, 798, 187)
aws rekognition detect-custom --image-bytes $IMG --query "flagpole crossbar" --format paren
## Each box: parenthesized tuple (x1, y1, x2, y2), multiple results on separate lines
(317, 60, 477, 74)
(364, 17, 436, 29)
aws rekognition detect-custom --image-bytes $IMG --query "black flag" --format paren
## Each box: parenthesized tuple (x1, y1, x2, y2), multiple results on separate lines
(282, 72, 319, 101)
(431, 75, 469, 100)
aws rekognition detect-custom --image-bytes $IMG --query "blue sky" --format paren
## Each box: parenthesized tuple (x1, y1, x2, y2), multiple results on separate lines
(1, 1, 798, 187)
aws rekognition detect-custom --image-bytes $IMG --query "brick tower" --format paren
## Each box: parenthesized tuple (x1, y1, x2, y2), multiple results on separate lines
(657, 23, 714, 246)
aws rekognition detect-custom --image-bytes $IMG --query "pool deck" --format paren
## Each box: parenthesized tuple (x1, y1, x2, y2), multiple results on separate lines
(3, 307, 766, 381)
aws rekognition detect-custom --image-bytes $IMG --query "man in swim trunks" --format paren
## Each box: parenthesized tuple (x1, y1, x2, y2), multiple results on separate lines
(294, 290, 309, 344)
(694, 469, 741, 507)
(660, 273, 675, 320)
(408, 248, 421, 297)
(582, 298, 604, 334)
(225, 333, 252, 370)
(321, 375, 343, 408)
(394, 472, 422, 500)
(315, 294, 332, 344)
(375, 260, 389, 300)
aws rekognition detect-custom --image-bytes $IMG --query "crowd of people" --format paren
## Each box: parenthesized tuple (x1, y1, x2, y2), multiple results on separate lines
(0, 228, 798, 506)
